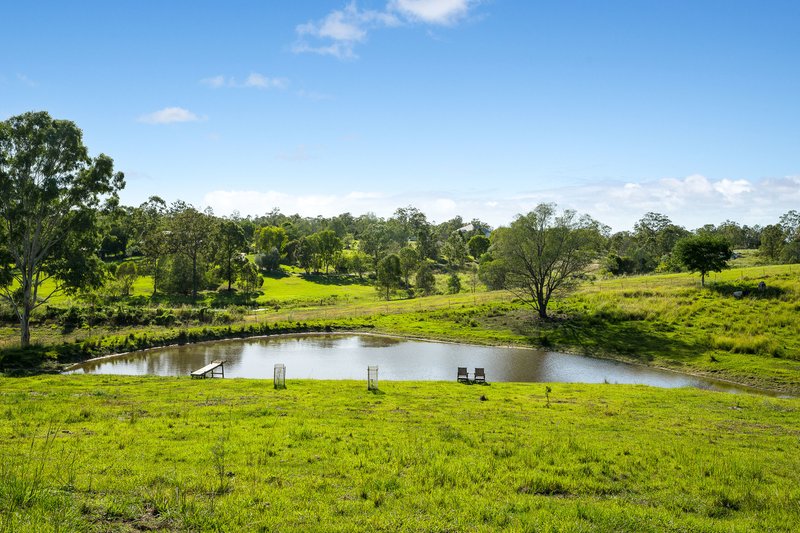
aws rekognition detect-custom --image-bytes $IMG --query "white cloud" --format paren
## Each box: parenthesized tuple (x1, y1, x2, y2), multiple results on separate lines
(293, 0, 476, 60)
(244, 73, 289, 89)
(137, 107, 203, 124)
(347, 191, 383, 200)
(713, 178, 752, 204)
(389, 0, 471, 25)
(16, 73, 38, 87)
(200, 75, 226, 88)
(294, 2, 399, 59)
(201, 73, 288, 90)
(435, 198, 457, 211)
(202, 174, 800, 232)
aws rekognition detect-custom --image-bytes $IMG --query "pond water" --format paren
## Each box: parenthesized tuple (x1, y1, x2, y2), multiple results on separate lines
(68, 333, 764, 394)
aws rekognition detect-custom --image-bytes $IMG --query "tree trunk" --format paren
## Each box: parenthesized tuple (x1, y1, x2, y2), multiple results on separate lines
(538, 305, 548, 320)
(19, 270, 34, 347)
(21, 286, 33, 348)
(151, 258, 161, 296)
(191, 253, 198, 303)
(20, 307, 31, 347)
(701, 272, 706, 287)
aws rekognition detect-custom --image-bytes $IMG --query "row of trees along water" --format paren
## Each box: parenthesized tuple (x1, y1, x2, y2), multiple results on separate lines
(2, 111, 800, 347)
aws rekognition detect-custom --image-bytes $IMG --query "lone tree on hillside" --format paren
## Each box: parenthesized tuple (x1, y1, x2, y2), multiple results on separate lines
(376, 253, 401, 300)
(492, 203, 605, 319)
(0, 111, 124, 347)
(673, 235, 732, 287)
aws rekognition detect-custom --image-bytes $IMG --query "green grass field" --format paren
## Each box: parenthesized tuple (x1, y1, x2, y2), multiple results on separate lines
(1, 376, 798, 532)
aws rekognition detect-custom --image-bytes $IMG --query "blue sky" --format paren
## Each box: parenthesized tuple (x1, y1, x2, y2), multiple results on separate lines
(2, 0, 799, 231)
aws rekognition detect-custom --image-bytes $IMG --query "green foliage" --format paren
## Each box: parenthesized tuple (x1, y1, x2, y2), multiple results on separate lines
(467, 234, 490, 259)
(376, 254, 401, 300)
(759, 224, 785, 262)
(493, 203, 604, 318)
(214, 219, 248, 291)
(295, 236, 316, 273)
(441, 232, 468, 269)
(162, 255, 195, 296)
(237, 262, 263, 294)
(168, 204, 212, 302)
(477, 255, 507, 290)
(254, 225, 287, 254)
(348, 251, 371, 280)
(673, 235, 732, 286)
(314, 229, 343, 274)
(780, 240, 800, 263)
(398, 247, 418, 286)
(414, 264, 436, 295)
(115, 261, 138, 296)
(447, 272, 462, 294)
(254, 248, 281, 273)
(0, 111, 124, 346)
(603, 253, 637, 276)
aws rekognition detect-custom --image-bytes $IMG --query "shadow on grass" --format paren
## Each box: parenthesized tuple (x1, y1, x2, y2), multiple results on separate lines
(705, 281, 787, 299)
(208, 290, 261, 308)
(262, 269, 290, 280)
(136, 290, 263, 309)
(299, 273, 371, 287)
(512, 313, 700, 364)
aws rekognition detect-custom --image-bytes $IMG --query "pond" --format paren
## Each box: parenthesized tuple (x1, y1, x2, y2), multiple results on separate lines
(68, 333, 766, 394)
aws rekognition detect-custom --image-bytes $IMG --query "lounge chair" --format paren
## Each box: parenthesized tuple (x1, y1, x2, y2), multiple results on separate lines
(457, 367, 469, 383)
(474, 367, 486, 384)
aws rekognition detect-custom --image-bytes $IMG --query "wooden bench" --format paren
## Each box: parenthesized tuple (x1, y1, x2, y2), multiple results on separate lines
(190, 360, 226, 379)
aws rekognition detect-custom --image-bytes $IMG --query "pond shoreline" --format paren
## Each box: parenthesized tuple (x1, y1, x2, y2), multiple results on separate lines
(64, 329, 791, 397)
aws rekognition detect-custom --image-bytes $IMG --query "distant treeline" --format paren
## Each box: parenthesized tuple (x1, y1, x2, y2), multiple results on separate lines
(96, 197, 800, 298)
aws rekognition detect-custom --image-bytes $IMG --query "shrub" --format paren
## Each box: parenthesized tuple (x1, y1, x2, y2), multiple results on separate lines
(447, 273, 462, 294)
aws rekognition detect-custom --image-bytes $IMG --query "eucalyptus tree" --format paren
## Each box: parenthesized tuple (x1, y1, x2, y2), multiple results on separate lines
(0, 111, 124, 347)
(441, 232, 468, 269)
(398, 247, 419, 286)
(350, 250, 371, 280)
(359, 221, 391, 266)
(492, 203, 605, 319)
(237, 261, 263, 294)
(314, 229, 342, 274)
(215, 219, 247, 290)
(415, 263, 436, 295)
(376, 253, 401, 300)
(168, 203, 212, 302)
(295, 236, 317, 274)
(779, 210, 800, 241)
(131, 196, 169, 295)
(759, 225, 785, 262)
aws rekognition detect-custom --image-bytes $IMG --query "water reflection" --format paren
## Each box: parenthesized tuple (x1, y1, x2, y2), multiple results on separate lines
(69, 333, 765, 394)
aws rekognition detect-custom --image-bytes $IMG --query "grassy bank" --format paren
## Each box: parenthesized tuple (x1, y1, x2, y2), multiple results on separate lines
(1, 375, 798, 532)
(2, 264, 798, 393)
(356, 264, 800, 394)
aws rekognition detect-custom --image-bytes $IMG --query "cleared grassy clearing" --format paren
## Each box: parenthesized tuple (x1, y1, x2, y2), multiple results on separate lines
(1, 375, 798, 532)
